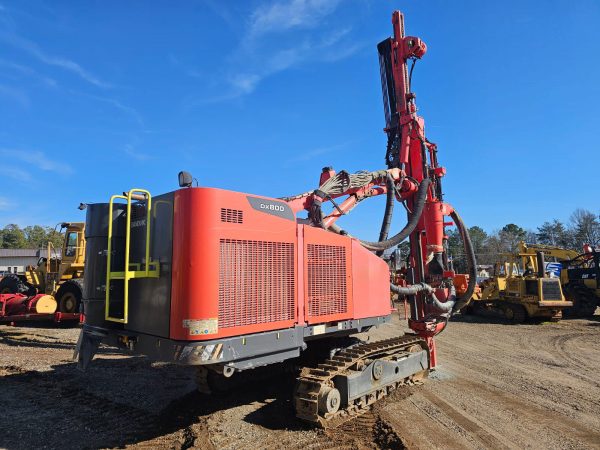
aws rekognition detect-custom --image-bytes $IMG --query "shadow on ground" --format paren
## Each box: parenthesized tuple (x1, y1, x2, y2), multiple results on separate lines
(0, 357, 300, 450)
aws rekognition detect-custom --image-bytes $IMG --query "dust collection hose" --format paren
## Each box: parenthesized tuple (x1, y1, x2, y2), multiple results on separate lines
(360, 178, 431, 252)
(449, 210, 477, 312)
(375, 173, 397, 257)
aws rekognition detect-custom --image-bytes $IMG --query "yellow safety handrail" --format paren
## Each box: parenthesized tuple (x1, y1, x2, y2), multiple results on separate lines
(105, 189, 159, 324)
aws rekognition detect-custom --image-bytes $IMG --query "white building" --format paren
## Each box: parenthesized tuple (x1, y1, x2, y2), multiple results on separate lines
(0, 249, 40, 275)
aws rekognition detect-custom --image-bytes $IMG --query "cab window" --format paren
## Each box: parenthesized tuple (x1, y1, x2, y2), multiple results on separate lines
(65, 232, 78, 257)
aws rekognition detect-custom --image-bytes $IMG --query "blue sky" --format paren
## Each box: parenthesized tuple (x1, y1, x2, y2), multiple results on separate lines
(0, 0, 599, 239)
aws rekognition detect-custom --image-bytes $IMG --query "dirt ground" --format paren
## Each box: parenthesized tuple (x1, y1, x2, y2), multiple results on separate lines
(1, 312, 599, 450)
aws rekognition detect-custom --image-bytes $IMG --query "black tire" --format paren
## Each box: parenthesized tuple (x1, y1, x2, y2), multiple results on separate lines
(563, 285, 598, 318)
(0, 274, 36, 296)
(55, 279, 84, 313)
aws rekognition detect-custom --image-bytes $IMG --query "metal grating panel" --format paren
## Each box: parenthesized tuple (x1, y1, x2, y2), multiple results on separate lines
(219, 239, 295, 328)
(220, 208, 243, 224)
(541, 279, 562, 301)
(307, 244, 347, 317)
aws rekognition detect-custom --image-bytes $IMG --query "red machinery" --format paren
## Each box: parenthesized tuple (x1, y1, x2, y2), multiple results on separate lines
(0, 292, 82, 324)
(76, 11, 475, 427)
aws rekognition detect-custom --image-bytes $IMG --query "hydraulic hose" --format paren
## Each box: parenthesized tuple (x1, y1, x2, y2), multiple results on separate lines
(390, 282, 456, 313)
(390, 282, 431, 296)
(360, 178, 431, 252)
(429, 284, 456, 313)
(376, 173, 396, 257)
(449, 210, 477, 312)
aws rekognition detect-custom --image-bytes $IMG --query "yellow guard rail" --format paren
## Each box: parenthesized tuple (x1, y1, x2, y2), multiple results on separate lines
(105, 189, 159, 324)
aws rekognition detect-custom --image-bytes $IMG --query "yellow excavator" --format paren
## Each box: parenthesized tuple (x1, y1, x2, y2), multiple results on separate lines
(467, 243, 572, 323)
(518, 242, 599, 317)
(0, 222, 85, 313)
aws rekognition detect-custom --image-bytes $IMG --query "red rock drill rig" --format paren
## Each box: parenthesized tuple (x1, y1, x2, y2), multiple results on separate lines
(76, 10, 476, 427)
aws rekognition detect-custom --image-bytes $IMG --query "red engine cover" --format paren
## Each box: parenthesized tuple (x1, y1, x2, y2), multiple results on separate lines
(170, 187, 390, 341)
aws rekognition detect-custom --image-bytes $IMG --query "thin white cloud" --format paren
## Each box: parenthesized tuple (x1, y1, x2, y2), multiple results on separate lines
(3, 166, 33, 182)
(124, 143, 151, 161)
(0, 58, 57, 87)
(0, 32, 110, 88)
(286, 141, 351, 165)
(226, 27, 357, 97)
(0, 149, 73, 175)
(202, 0, 236, 28)
(249, 0, 341, 37)
(72, 91, 144, 127)
(169, 54, 204, 79)
(182, 1, 360, 105)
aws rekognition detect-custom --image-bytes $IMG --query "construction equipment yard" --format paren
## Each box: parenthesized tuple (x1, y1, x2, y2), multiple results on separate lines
(1, 3, 600, 450)
(2, 312, 599, 450)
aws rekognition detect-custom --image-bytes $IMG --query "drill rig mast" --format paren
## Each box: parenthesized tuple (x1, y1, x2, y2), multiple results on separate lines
(289, 11, 477, 423)
(378, 11, 477, 348)
(286, 10, 476, 360)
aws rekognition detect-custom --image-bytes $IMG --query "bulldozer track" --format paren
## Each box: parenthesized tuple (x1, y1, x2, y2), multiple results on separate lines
(294, 334, 427, 428)
(549, 333, 600, 387)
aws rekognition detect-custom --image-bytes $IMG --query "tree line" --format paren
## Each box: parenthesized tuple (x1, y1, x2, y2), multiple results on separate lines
(447, 208, 600, 272)
(0, 224, 64, 250)
(3, 207, 599, 267)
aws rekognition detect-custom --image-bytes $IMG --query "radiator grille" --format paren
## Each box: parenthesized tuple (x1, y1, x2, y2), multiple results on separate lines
(541, 279, 562, 301)
(219, 239, 295, 328)
(220, 208, 243, 224)
(307, 244, 347, 317)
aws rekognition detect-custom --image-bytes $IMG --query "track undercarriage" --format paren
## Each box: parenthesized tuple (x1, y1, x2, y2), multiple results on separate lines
(294, 334, 429, 428)
(194, 334, 430, 429)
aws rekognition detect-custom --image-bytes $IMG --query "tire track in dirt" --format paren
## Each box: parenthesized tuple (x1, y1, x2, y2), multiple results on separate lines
(469, 383, 600, 446)
(549, 332, 600, 374)
(443, 377, 600, 448)
(417, 389, 510, 450)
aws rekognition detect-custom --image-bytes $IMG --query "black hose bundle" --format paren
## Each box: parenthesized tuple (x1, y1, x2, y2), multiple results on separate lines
(390, 282, 430, 296)
(360, 178, 430, 252)
(389, 209, 476, 315)
(429, 284, 456, 313)
(375, 173, 397, 256)
(449, 210, 477, 311)
(390, 282, 456, 313)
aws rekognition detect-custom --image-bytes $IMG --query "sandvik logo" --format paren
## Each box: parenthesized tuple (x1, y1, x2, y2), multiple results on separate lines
(131, 219, 146, 228)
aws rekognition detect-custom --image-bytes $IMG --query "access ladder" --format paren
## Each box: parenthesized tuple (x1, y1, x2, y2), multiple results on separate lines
(105, 189, 159, 324)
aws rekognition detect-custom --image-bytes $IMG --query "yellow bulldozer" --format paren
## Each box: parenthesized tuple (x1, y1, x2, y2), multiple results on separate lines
(518, 242, 599, 317)
(0, 222, 85, 313)
(467, 243, 572, 323)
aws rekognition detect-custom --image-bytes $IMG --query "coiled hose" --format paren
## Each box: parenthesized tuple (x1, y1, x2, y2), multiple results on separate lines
(389, 209, 476, 315)
(391, 282, 456, 313)
(360, 178, 431, 252)
(390, 282, 431, 296)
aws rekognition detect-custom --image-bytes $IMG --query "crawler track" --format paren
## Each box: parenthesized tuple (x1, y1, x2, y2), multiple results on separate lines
(294, 334, 428, 428)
